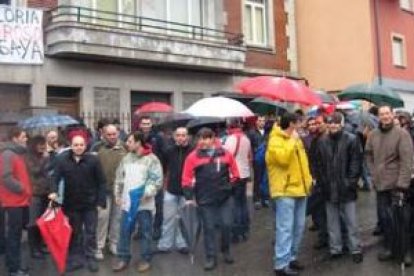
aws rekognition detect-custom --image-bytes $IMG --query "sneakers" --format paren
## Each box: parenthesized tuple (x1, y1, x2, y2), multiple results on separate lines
(112, 260, 128, 272)
(254, 201, 262, 210)
(137, 261, 151, 272)
(378, 250, 393, 262)
(223, 253, 234, 264)
(289, 260, 304, 270)
(274, 266, 299, 276)
(204, 258, 217, 271)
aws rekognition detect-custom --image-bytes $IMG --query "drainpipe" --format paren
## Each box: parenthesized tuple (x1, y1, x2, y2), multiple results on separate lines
(373, 0, 383, 85)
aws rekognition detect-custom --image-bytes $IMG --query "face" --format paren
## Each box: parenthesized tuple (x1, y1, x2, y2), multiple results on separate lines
(103, 125, 119, 146)
(378, 106, 394, 126)
(256, 117, 266, 129)
(71, 136, 86, 156)
(13, 131, 28, 147)
(199, 137, 214, 149)
(327, 121, 342, 134)
(46, 131, 58, 146)
(139, 119, 152, 134)
(126, 135, 143, 154)
(36, 142, 47, 154)
(174, 127, 188, 146)
(307, 119, 318, 134)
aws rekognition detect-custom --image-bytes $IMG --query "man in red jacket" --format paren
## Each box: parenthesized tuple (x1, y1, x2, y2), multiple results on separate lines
(182, 128, 239, 271)
(0, 127, 32, 276)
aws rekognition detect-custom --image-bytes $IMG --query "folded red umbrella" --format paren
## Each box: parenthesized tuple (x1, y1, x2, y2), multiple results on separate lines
(37, 207, 72, 274)
(236, 76, 321, 106)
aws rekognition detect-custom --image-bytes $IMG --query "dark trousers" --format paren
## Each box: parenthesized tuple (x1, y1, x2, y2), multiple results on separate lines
(66, 209, 98, 261)
(4, 207, 28, 273)
(153, 190, 164, 236)
(377, 191, 392, 250)
(198, 197, 233, 259)
(0, 206, 5, 253)
(253, 161, 264, 202)
(28, 196, 48, 253)
(313, 201, 328, 243)
(233, 179, 250, 237)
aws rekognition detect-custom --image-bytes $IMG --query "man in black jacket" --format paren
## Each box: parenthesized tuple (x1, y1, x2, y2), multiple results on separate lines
(49, 133, 106, 273)
(316, 112, 363, 263)
(157, 127, 193, 253)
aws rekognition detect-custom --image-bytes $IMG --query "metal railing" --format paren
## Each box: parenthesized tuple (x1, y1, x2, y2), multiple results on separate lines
(48, 5, 244, 46)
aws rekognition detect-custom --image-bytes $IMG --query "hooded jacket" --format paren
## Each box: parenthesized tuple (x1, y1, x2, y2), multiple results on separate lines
(0, 142, 32, 207)
(114, 147, 163, 213)
(265, 126, 312, 198)
(182, 144, 240, 206)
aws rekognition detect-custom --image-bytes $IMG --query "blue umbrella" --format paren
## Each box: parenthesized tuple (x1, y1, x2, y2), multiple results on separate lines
(124, 186, 146, 231)
(19, 114, 79, 129)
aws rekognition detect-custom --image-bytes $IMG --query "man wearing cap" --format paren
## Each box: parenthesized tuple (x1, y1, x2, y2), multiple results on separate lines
(316, 112, 363, 263)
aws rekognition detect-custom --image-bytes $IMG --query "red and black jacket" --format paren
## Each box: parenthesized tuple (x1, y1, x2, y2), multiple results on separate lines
(182, 146, 239, 206)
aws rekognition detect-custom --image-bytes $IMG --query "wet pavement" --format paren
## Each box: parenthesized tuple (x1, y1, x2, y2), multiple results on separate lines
(0, 190, 409, 275)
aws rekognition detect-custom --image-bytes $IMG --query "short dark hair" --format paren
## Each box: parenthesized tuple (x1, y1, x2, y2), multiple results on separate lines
(139, 116, 152, 123)
(97, 118, 111, 130)
(27, 135, 46, 153)
(8, 126, 25, 141)
(197, 127, 215, 139)
(378, 105, 393, 113)
(280, 113, 299, 130)
(131, 130, 149, 149)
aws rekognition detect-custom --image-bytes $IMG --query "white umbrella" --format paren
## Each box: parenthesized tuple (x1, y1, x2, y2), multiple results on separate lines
(183, 97, 254, 118)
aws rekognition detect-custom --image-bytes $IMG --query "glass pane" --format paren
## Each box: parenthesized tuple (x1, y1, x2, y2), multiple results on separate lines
(255, 7, 265, 44)
(244, 5, 253, 43)
(169, 0, 189, 37)
(120, 0, 136, 29)
(96, 0, 117, 26)
(392, 38, 404, 66)
(141, 0, 167, 34)
(191, 0, 201, 26)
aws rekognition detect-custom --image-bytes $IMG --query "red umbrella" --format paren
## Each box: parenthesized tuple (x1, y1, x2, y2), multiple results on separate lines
(37, 207, 72, 274)
(134, 102, 173, 114)
(236, 76, 321, 106)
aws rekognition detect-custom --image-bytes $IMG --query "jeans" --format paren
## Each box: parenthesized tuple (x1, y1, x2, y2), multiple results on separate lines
(66, 209, 98, 261)
(118, 210, 153, 263)
(377, 191, 393, 250)
(96, 195, 121, 253)
(4, 207, 28, 273)
(232, 179, 250, 237)
(157, 191, 187, 250)
(274, 197, 307, 270)
(326, 201, 361, 254)
(0, 206, 5, 253)
(198, 197, 233, 260)
(253, 161, 267, 202)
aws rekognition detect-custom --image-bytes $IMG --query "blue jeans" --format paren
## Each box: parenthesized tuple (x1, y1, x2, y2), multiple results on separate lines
(361, 160, 372, 189)
(117, 210, 153, 263)
(232, 179, 250, 237)
(274, 197, 307, 270)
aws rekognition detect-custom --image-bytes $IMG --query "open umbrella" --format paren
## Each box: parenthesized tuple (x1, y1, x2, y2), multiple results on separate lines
(248, 97, 291, 116)
(315, 90, 338, 104)
(338, 83, 404, 108)
(19, 114, 79, 129)
(184, 97, 255, 118)
(236, 76, 321, 106)
(36, 207, 72, 274)
(178, 204, 202, 264)
(156, 113, 194, 130)
(134, 102, 173, 114)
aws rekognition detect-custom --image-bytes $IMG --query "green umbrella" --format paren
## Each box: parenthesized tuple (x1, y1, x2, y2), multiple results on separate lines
(338, 83, 404, 108)
(248, 97, 292, 116)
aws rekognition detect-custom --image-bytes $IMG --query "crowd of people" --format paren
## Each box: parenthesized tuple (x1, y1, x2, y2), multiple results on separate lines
(0, 106, 413, 276)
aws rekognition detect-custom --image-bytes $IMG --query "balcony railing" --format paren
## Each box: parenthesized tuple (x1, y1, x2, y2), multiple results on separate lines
(48, 5, 244, 46)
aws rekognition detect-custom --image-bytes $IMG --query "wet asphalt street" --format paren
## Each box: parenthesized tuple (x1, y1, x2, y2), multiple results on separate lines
(0, 190, 409, 276)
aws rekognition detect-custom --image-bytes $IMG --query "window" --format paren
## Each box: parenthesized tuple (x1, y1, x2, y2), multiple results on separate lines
(0, 0, 26, 6)
(400, 0, 413, 11)
(244, 0, 268, 46)
(0, 0, 10, 5)
(391, 34, 406, 67)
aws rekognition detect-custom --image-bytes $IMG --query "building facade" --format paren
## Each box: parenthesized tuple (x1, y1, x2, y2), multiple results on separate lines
(296, 0, 414, 110)
(0, 0, 296, 137)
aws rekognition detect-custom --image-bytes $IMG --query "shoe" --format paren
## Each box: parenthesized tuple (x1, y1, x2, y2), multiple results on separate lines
(289, 260, 304, 270)
(9, 270, 29, 276)
(87, 259, 99, 273)
(177, 248, 189, 255)
(66, 261, 84, 272)
(254, 201, 262, 210)
(352, 253, 363, 264)
(262, 200, 270, 208)
(223, 252, 234, 264)
(372, 226, 383, 236)
(31, 250, 45, 259)
(153, 248, 171, 254)
(313, 240, 328, 250)
(204, 258, 217, 271)
(109, 244, 117, 255)
(95, 250, 104, 261)
(274, 266, 299, 276)
(404, 253, 412, 267)
(112, 260, 128, 272)
(378, 250, 393, 262)
(137, 261, 151, 272)
(330, 253, 343, 260)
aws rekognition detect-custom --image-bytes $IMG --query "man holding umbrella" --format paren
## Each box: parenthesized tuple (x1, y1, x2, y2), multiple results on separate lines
(365, 105, 413, 264)
(182, 128, 239, 271)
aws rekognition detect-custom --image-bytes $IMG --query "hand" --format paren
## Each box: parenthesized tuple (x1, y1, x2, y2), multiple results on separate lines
(185, 200, 196, 206)
(48, 193, 58, 201)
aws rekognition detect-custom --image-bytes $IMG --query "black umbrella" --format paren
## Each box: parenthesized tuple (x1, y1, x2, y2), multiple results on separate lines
(178, 204, 202, 264)
(156, 113, 194, 130)
(186, 117, 225, 134)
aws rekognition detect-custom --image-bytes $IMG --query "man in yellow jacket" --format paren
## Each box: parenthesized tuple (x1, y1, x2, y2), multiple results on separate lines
(266, 113, 312, 276)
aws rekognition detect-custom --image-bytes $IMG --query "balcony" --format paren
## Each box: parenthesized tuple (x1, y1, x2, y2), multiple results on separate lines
(45, 6, 246, 72)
